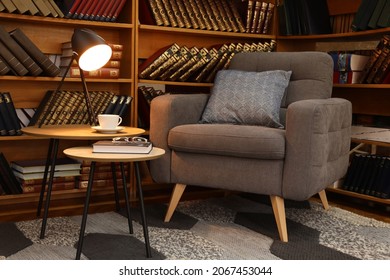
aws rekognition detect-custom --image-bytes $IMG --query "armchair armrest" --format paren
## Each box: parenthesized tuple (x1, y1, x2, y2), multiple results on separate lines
(282, 98, 352, 200)
(149, 94, 209, 183)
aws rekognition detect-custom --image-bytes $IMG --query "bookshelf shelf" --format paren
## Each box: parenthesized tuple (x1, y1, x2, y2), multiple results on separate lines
(139, 24, 276, 40)
(327, 188, 390, 206)
(139, 79, 213, 88)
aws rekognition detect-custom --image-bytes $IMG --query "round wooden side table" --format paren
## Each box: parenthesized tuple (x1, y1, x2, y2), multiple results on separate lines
(63, 146, 165, 260)
(21, 125, 145, 239)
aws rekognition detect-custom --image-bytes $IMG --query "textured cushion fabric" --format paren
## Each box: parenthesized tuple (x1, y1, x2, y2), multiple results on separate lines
(199, 69, 292, 128)
(168, 123, 286, 160)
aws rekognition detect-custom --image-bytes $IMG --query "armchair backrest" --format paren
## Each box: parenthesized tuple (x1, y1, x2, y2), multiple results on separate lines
(228, 52, 334, 127)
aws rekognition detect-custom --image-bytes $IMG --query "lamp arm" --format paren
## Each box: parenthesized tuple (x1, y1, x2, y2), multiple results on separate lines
(38, 54, 76, 127)
(79, 67, 97, 126)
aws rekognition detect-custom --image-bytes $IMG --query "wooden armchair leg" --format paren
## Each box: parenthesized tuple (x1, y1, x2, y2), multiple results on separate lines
(270, 195, 288, 242)
(318, 189, 330, 210)
(164, 183, 187, 222)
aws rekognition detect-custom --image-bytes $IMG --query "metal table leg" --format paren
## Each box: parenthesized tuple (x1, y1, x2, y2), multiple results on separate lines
(111, 162, 121, 211)
(120, 162, 133, 234)
(134, 162, 151, 258)
(40, 138, 59, 239)
(37, 139, 54, 217)
(76, 161, 96, 260)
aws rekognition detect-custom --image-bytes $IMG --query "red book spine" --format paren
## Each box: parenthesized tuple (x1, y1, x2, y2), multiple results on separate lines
(99, 0, 115, 21)
(105, 0, 121, 21)
(95, 0, 110, 20)
(72, 0, 88, 18)
(78, 0, 94, 19)
(111, 0, 127, 22)
(89, 0, 106, 20)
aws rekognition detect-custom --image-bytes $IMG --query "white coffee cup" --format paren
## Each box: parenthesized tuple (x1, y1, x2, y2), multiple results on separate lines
(98, 114, 122, 129)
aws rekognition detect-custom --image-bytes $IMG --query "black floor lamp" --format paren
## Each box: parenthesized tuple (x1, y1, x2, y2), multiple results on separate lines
(39, 28, 112, 127)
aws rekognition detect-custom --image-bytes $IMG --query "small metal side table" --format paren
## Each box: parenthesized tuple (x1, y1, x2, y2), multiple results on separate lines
(63, 146, 165, 260)
(21, 125, 145, 239)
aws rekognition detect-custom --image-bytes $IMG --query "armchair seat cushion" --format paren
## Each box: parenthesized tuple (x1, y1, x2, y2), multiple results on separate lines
(168, 123, 286, 160)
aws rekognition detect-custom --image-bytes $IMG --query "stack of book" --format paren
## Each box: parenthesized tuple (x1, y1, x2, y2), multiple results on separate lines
(0, 25, 60, 77)
(278, 0, 332, 35)
(342, 153, 390, 199)
(10, 157, 81, 193)
(59, 41, 123, 79)
(0, 0, 128, 22)
(244, 1, 275, 34)
(329, 52, 370, 84)
(138, 40, 276, 83)
(140, 0, 249, 33)
(359, 35, 390, 84)
(78, 161, 130, 189)
(0, 92, 22, 136)
(0, 152, 22, 195)
(351, 0, 390, 31)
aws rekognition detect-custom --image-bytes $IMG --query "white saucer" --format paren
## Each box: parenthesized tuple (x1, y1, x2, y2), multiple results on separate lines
(92, 126, 124, 134)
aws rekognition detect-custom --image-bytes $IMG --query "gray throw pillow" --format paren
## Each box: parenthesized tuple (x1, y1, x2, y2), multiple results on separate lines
(200, 69, 292, 128)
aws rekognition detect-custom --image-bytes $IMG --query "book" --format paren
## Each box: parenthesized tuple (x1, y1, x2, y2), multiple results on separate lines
(23, 0, 40, 15)
(1, 0, 17, 13)
(68, 66, 120, 78)
(13, 168, 81, 180)
(1, 92, 22, 135)
(182, 0, 200, 29)
(0, 56, 11, 75)
(11, 157, 81, 174)
(0, 26, 43, 76)
(10, 0, 29, 14)
(333, 70, 363, 84)
(366, 44, 390, 84)
(48, 0, 64, 17)
(9, 28, 61, 77)
(299, 0, 332, 34)
(262, 3, 274, 34)
(77, 0, 94, 19)
(0, 152, 23, 194)
(377, 0, 390, 27)
(329, 52, 370, 72)
(42, 0, 59, 17)
(368, 0, 387, 29)
(93, 140, 153, 154)
(351, 0, 379, 31)
(33, 0, 51, 16)
(54, 0, 79, 17)
(359, 35, 390, 83)
(22, 181, 76, 194)
(110, 0, 127, 22)
(0, 39, 28, 76)
(373, 48, 390, 84)
(98, 0, 116, 21)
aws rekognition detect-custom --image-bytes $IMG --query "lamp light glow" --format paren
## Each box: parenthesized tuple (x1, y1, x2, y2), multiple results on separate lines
(71, 28, 112, 71)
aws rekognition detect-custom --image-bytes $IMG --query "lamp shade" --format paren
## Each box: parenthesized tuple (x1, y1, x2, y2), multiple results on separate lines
(71, 28, 112, 71)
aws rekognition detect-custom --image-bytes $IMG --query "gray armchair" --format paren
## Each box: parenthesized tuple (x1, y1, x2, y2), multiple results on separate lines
(149, 52, 352, 242)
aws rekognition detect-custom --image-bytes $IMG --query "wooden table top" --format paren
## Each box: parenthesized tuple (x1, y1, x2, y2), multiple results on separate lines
(63, 146, 165, 162)
(21, 125, 145, 140)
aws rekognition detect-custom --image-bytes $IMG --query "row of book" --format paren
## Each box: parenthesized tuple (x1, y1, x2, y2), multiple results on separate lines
(138, 40, 276, 83)
(244, 1, 275, 34)
(359, 35, 390, 84)
(59, 41, 124, 79)
(140, 0, 251, 33)
(342, 153, 390, 199)
(0, 152, 23, 194)
(0, 25, 60, 77)
(351, 0, 390, 32)
(278, 0, 332, 35)
(0, 0, 127, 22)
(30, 90, 132, 126)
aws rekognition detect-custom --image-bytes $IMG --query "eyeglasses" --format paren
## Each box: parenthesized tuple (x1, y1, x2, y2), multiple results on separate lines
(112, 136, 148, 143)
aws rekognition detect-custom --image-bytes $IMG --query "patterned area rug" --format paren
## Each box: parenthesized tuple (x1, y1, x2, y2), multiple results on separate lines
(1, 195, 389, 260)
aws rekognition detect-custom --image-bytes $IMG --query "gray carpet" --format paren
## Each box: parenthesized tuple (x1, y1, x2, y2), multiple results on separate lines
(1, 195, 389, 260)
